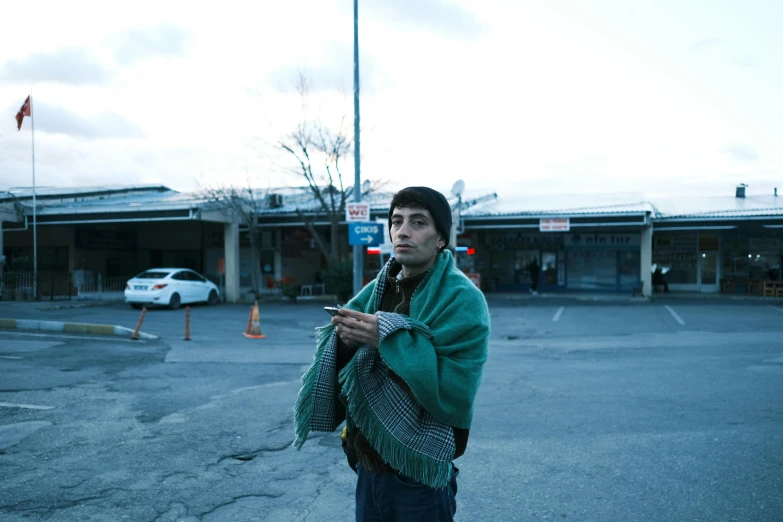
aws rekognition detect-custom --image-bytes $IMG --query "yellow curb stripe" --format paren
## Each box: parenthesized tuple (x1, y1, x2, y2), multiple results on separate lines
(0, 318, 17, 329)
(63, 323, 115, 336)
(85, 325, 116, 336)
(63, 323, 89, 334)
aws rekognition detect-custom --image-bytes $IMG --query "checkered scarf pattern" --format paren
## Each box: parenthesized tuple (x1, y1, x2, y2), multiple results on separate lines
(294, 258, 457, 488)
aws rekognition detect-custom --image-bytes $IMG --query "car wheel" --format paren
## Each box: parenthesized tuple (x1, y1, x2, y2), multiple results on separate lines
(169, 293, 181, 310)
(130, 303, 142, 310)
(208, 290, 219, 306)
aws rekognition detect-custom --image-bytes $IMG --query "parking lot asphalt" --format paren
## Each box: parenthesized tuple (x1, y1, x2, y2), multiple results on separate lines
(1, 294, 782, 342)
(0, 297, 781, 521)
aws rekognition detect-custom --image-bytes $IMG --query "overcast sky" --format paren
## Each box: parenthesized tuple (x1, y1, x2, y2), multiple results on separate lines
(1, 0, 782, 200)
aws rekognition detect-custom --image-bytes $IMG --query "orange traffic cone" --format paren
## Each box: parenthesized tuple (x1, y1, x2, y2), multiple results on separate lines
(243, 301, 266, 339)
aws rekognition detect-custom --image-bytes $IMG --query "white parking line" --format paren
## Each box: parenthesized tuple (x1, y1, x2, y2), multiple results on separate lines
(769, 306, 783, 313)
(664, 305, 686, 325)
(0, 402, 54, 410)
(553, 307, 565, 322)
(0, 355, 22, 360)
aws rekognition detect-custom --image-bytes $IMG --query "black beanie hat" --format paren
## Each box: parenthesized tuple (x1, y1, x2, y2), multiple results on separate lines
(388, 186, 453, 248)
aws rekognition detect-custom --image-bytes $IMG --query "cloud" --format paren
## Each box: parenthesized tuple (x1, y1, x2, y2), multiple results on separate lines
(719, 143, 759, 163)
(690, 37, 757, 68)
(690, 37, 722, 53)
(269, 42, 378, 94)
(0, 48, 113, 85)
(11, 100, 145, 140)
(111, 23, 189, 66)
(363, 0, 483, 38)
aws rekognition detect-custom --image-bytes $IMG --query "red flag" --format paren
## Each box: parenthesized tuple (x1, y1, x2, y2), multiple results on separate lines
(15, 95, 31, 131)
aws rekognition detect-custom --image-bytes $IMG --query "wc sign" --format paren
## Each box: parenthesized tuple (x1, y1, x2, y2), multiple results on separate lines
(346, 202, 370, 222)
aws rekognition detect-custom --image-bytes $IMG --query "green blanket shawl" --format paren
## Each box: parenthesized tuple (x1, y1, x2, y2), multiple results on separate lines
(293, 250, 490, 487)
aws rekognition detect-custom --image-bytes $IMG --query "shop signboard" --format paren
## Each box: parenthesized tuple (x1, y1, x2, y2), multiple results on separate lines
(671, 235, 698, 250)
(565, 234, 641, 248)
(489, 233, 564, 251)
(540, 218, 570, 232)
(749, 238, 781, 252)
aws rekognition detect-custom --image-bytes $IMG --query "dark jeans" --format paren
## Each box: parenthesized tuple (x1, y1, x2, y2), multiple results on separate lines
(355, 463, 459, 522)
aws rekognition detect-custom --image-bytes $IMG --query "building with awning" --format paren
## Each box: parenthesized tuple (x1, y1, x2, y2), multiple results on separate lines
(1, 183, 781, 301)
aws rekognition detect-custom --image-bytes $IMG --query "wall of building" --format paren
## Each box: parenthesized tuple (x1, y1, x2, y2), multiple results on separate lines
(468, 230, 642, 293)
(653, 227, 783, 292)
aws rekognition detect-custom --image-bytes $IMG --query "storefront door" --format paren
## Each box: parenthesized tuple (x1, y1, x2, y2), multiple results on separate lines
(699, 252, 719, 292)
(541, 252, 558, 287)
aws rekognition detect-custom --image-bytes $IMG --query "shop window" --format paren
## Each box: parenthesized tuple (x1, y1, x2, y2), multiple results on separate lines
(722, 241, 748, 277)
(566, 250, 618, 290)
(662, 252, 698, 284)
(749, 253, 781, 280)
(513, 250, 538, 285)
(748, 238, 782, 280)
(40, 247, 69, 272)
(619, 251, 640, 289)
(541, 252, 557, 285)
(260, 250, 276, 274)
(654, 233, 698, 284)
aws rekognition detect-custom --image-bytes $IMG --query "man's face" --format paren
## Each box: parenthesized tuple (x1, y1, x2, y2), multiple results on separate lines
(390, 207, 445, 276)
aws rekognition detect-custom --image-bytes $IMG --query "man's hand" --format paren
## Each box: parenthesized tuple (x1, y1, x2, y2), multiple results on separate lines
(331, 308, 380, 348)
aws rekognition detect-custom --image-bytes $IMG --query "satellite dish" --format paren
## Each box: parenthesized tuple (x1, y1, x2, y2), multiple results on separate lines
(451, 179, 465, 198)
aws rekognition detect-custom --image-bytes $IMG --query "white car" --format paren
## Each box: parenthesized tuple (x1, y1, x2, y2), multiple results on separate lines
(124, 268, 220, 309)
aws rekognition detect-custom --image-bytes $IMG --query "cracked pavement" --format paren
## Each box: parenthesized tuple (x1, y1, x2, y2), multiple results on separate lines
(1, 300, 782, 521)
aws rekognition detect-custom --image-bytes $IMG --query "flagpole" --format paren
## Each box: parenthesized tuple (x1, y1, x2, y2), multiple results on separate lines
(31, 88, 37, 299)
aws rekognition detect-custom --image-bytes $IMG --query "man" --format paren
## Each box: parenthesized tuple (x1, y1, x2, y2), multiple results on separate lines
(652, 266, 669, 293)
(294, 186, 490, 521)
(528, 258, 540, 295)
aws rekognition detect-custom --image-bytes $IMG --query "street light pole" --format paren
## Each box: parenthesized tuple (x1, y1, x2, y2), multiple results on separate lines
(352, 0, 363, 297)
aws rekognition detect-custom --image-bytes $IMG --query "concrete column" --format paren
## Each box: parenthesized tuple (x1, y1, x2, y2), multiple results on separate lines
(640, 224, 653, 298)
(274, 229, 282, 280)
(224, 222, 240, 303)
(0, 221, 5, 270)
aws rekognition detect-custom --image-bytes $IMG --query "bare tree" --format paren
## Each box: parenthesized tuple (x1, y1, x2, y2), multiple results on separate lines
(198, 183, 269, 296)
(276, 72, 359, 267)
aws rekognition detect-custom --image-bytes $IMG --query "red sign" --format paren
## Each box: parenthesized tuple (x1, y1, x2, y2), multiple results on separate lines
(346, 202, 370, 222)
(217, 258, 225, 274)
(540, 218, 570, 232)
(466, 273, 481, 289)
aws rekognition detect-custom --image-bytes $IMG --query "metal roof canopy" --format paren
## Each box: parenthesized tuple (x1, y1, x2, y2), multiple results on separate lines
(1, 185, 235, 225)
(3, 184, 782, 227)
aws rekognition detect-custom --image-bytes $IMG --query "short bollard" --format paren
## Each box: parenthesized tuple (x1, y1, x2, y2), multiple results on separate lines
(132, 307, 147, 340)
(184, 306, 191, 341)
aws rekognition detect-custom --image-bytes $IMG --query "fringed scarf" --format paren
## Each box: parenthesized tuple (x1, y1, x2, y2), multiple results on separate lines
(293, 250, 490, 488)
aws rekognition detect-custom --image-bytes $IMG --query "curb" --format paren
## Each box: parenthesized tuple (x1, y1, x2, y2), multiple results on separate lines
(36, 301, 119, 311)
(0, 318, 158, 340)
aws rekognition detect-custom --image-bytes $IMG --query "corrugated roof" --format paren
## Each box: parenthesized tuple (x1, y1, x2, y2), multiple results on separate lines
(652, 195, 783, 220)
(257, 187, 397, 215)
(461, 192, 653, 218)
(2, 185, 170, 200)
(15, 188, 212, 216)
(3, 184, 782, 222)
